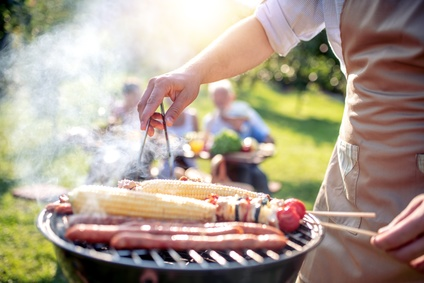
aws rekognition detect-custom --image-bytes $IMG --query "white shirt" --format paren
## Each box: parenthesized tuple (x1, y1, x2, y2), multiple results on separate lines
(255, 0, 346, 75)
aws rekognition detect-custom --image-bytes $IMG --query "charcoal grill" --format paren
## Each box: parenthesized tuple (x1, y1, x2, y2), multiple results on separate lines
(37, 209, 323, 283)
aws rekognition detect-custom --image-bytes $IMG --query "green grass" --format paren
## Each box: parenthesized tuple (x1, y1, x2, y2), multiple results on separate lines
(0, 81, 344, 282)
(0, 192, 67, 282)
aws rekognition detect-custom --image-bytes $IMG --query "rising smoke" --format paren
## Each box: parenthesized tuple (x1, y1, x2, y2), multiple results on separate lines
(0, 0, 255, 189)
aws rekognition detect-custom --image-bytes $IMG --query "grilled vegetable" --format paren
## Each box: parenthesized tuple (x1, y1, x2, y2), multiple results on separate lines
(136, 179, 261, 199)
(68, 185, 217, 222)
(276, 205, 301, 232)
(284, 198, 306, 219)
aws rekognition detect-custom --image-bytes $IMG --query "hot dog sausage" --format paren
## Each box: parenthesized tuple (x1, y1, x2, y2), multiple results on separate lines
(66, 215, 284, 236)
(45, 202, 73, 214)
(65, 223, 243, 243)
(204, 222, 284, 236)
(110, 232, 287, 251)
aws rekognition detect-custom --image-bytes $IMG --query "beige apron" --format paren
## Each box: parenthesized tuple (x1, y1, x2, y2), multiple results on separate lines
(298, 0, 424, 282)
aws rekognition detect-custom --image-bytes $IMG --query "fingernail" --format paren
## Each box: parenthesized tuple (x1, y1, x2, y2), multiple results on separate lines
(166, 116, 173, 126)
(378, 226, 389, 233)
(140, 120, 146, 131)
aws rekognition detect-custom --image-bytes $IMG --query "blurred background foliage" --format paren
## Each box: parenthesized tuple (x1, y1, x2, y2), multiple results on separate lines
(0, 0, 346, 95)
(236, 31, 346, 95)
(0, 0, 346, 188)
(0, 0, 78, 48)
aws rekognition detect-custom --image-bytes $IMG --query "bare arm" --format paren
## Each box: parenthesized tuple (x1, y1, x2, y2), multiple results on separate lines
(138, 15, 274, 135)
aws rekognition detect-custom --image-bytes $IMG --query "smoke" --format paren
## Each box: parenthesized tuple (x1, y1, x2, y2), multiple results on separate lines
(0, 0, 255, 189)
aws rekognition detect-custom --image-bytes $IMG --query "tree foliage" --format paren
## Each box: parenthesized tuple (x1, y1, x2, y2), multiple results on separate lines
(0, 0, 78, 49)
(237, 31, 346, 95)
(0, 1, 345, 94)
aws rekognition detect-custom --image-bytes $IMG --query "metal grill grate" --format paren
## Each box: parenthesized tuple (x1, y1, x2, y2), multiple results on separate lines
(39, 211, 323, 271)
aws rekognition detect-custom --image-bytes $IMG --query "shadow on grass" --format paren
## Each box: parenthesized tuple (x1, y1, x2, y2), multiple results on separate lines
(255, 102, 340, 146)
(37, 264, 67, 283)
(0, 178, 17, 198)
(51, 264, 67, 283)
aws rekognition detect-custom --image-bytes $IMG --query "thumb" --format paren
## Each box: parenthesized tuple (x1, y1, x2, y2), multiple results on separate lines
(164, 100, 187, 127)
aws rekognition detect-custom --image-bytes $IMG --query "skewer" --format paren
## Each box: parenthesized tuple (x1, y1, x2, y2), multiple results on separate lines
(319, 221, 377, 237)
(307, 211, 376, 218)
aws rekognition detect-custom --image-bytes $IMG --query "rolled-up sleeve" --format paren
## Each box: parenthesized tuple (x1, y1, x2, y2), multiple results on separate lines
(255, 0, 325, 56)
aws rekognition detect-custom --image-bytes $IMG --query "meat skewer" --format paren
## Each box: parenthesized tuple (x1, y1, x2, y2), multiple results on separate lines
(65, 183, 305, 233)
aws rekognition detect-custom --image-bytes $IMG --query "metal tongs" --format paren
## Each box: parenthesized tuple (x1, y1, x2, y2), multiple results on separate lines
(138, 102, 173, 178)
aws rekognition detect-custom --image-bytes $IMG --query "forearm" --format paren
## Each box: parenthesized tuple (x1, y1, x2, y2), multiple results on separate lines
(138, 15, 274, 132)
(178, 15, 274, 84)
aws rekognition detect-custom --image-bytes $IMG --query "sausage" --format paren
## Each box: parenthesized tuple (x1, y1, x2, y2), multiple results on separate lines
(116, 220, 283, 236)
(45, 202, 73, 214)
(204, 222, 284, 236)
(66, 215, 284, 235)
(67, 214, 139, 226)
(110, 232, 287, 251)
(65, 223, 243, 243)
(66, 224, 121, 243)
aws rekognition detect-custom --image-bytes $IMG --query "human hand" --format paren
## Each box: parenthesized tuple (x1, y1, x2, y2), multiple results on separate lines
(371, 194, 424, 273)
(138, 71, 201, 136)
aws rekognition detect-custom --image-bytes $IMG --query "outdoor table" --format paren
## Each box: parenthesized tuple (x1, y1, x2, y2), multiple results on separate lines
(183, 142, 275, 165)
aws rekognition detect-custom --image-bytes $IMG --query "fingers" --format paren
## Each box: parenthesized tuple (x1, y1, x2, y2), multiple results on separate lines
(138, 78, 158, 130)
(137, 73, 201, 132)
(165, 96, 193, 127)
(381, 195, 424, 232)
(411, 254, 424, 273)
(371, 194, 424, 273)
(146, 113, 165, 136)
(385, 234, 424, 265)
(138, 76, 172, 130)
(372, 208, 423, 251)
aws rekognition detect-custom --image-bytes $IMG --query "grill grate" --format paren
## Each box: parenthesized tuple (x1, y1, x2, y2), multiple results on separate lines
(40, 211, 323, 271)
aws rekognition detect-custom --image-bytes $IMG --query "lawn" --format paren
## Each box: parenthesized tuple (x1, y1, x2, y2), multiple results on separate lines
(0, 81, 344, 282)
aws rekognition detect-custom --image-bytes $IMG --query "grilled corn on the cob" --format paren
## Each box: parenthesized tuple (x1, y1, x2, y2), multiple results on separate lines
(68, 185, 217, 222)
(136, 179, 261, 199)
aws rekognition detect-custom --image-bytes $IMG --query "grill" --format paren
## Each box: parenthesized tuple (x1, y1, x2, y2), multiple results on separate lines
(37, 209, 324, 283)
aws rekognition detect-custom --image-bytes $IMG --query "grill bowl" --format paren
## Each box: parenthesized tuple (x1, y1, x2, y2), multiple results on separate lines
(37, 209, 323, 283)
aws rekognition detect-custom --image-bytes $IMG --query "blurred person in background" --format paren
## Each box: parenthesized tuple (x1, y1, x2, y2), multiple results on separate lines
(109, 79, 143, 130)
(137, 0, 424, 282)
(203, 79, 274, 194)
(87, 78, 152, 185)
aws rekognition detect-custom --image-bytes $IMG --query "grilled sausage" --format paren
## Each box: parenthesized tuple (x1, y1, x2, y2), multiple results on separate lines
(66, 215, 284, 235)
(45, 202, 73, 214)
(65, 223, 243, 243)
(67, 214, 140, 226)
(110, 232, 287, 251)
(204, 222, 284, 236)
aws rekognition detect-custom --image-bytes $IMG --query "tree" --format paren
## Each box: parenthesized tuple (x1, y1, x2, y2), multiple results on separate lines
(236, 30, 346, 95)
(0, 0, 78, 50)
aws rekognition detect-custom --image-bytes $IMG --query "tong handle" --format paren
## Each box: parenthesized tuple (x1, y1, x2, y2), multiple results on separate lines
(138, 103, 173, 178)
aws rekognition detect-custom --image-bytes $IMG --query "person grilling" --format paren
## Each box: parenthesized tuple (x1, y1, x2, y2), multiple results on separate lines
(137, 1, 424, 282)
